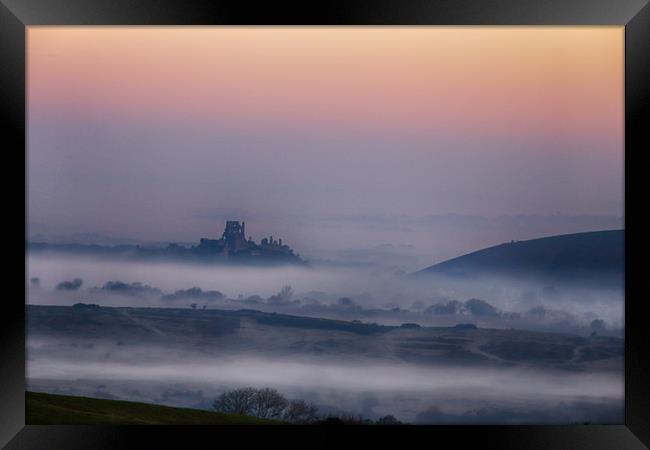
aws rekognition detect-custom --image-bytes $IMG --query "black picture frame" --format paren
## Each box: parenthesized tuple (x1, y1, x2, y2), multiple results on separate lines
(2, 0, 648, 448)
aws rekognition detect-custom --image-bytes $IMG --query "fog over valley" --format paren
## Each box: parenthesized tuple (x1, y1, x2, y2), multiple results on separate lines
(26, 299, 624, 424)
(27, 252, 623, 334)
(27, 355, 623, 424)
(26, 228, 624, 423)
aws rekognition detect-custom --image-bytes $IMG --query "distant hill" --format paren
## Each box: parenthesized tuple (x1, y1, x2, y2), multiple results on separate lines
(414, 230, 624, 284)
(26, 391, 280, 425)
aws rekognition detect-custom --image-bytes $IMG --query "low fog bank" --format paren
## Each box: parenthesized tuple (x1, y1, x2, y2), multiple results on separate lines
(27, 254, 624, 336)
(26, 354, 623, 424)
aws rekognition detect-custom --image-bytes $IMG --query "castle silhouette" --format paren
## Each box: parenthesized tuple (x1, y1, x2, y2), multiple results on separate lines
(194, 221, 302, 262)
(28, 220, 305, 266)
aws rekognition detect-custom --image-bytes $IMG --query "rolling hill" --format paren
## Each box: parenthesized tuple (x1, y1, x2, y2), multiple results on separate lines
(414, 230, 623, 284)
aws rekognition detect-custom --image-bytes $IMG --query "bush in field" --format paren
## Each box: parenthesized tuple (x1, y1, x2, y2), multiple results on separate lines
(267, 285, 294, 305)
(425, 300, 463, 315)
(376, 414, 403, 425)
(464, 298, 500, 316)
(56, 278, 83, 291)
(161, 287, 224, 303)
(97, 281, 162, 298)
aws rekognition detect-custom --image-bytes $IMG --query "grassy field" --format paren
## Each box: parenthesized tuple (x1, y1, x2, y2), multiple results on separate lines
(26, 391, 281, 425)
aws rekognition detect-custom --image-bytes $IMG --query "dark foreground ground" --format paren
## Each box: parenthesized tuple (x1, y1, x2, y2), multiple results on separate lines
(26, 391, 279, 425)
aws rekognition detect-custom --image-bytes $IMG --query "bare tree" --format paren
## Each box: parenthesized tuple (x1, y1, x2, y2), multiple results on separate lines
(284, 399, 319, 424)
(212, 387, 257, 415)
(251, 387, 288, 419)
(213, 387, 321, 422)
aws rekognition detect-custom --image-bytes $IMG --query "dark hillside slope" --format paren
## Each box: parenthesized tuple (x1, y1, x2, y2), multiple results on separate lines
(26, 391, 279, 424)
(415, 230, 623, 284)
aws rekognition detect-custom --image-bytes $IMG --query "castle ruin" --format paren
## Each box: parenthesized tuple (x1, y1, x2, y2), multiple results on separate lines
(194, 220, 303, 263)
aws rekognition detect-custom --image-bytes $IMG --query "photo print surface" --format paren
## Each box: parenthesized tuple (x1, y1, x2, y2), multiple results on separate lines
(26, 27, 624, 425)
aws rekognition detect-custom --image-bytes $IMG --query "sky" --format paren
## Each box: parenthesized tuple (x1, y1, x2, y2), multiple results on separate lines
(27, 27, 624, 261)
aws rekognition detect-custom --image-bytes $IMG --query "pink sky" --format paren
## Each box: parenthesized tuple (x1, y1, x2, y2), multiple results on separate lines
(27, 27, 624, 255)
(29, 27, 623, 144)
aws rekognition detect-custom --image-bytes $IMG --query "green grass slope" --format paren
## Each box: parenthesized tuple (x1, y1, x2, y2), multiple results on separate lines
(26, 391, 281, 425)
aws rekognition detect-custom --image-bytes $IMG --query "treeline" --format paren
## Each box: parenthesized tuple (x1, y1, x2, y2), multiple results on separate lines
(213, 387, 404, 425)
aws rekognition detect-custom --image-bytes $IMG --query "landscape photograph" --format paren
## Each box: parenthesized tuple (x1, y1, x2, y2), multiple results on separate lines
(26, 26, 624, 425)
